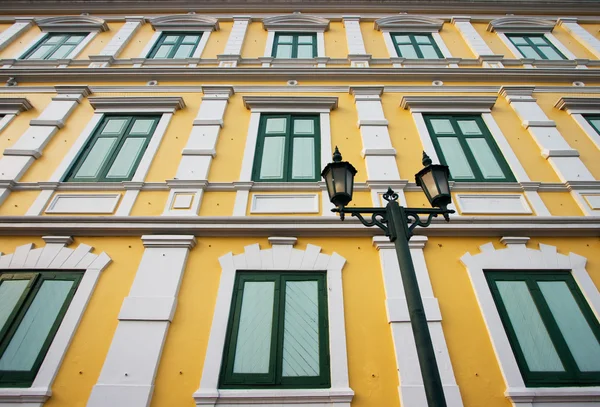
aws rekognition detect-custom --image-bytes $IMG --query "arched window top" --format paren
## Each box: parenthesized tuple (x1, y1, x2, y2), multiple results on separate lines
(36, 16, 108, 32)
(487, 16, 556, 33)
(149, 14, 219, 32)
(374, 15, 444, 32)
(262, 13, 330, 31)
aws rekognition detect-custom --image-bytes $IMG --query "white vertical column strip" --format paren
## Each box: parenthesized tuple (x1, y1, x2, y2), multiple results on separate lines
(96, 17, 145, 60)
(343, 16, 370, 67)
(373, 236, 464, 407)
(452, 16, 504, 67)
(87, 235, 196, 407)
(233, 112, 260, 216)
(0, 18, 34, 51)
(559, 18, 600, 59)
(219, 16, 251, 67)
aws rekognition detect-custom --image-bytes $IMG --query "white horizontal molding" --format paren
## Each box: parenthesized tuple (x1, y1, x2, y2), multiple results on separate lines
(555, 96, 600, 114)
(149, 14, 219, 32)
(0, 97, 33, 114)
(118, 296, 177, 322)
(582, 193, 600, 210)
(251, 194, 319, 214)
(374, 15, 444, 32)
(202, 388, 354, 406)
(262, 13, 329, 31)
(88, 96, 185, 113)
(487, 16, 556, 33)
(506, 387, 600, 406)
(456, 194, 532, 214)
(45, 193, 121, 214)
(141, 234, 197, 249)
(400, 95, 497, 112)
(36, 15, 108, 32)
(243, 95, 338, 111)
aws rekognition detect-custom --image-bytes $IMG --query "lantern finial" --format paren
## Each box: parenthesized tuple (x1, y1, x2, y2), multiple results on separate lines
(422, 151, 432, 167)
(333, 146, 342, 162)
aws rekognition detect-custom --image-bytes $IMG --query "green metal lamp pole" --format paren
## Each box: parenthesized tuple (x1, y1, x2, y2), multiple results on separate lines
(322, 148, 455, 407)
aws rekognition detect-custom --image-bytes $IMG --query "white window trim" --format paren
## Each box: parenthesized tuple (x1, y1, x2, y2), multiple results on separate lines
(193, 237, 354, 406)
(555, 97, 600, 150)
(0, 237, 111, 406)
(461, 237, 600, 406)
(401, 95, 551, 216)
(16, 31, 98, 61)
(234, 96, 337, 216)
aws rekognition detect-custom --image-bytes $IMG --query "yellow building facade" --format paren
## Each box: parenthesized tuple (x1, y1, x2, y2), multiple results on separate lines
(0, 1, 598, 406)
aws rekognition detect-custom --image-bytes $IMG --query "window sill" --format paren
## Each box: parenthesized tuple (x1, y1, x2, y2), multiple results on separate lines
(194, 387, 354, 406)
(506, 387, 600, 405)
(0, 387, 51, 405)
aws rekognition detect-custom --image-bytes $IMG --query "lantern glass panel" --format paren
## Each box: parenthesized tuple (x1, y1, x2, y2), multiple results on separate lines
(333, 166, 348, 197)
(324, 169, 335, 200)
(419, 170, 437, 203)
(433, 168, 450, 196)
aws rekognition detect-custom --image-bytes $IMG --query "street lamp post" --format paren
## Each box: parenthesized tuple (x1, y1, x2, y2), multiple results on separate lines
(322, 147, 455, 407)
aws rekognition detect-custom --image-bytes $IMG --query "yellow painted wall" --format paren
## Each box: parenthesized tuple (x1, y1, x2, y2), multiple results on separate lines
(552, 25, 598, 60)
(582, 24, 600, 41)
(202, 22, 230, 59)
(539, 191, 584, 216)
(0, 190, 41, 215)
(440, 23, 476, 59)
(325, 22, 348, 59)
(198, 191, 236, 216)
(240, 22, 267, 58)
(119, 23, 155, 59)
(361, 23, 389, 58)
(330, 93, 367, 182)
(76, 22, 123, 59)
(536, 92, 600, 180)
(0, 25, 41, 59)
(130, 191, 169, 216)
(150, 237, 400, 407)
(472, 23, 513, 57)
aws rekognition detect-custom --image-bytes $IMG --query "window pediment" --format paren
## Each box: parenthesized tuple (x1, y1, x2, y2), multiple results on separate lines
(555, 97, 600, 114)
(36, 16, 108, 32)
(400, 95, 497, 112)
(0, 98, 33, 114)
(262, 14, 329, 31)
(374, 15, 444, 32)
(88, 96, 186, 113)
(243, 96, 338, 111)
(149, 14, 219, 31)
(487, 17, 556, 33)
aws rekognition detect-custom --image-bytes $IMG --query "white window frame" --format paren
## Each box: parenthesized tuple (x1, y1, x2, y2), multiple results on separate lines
(0, 98, 33, 135)
(15, 16, 108, 61)
(261, 14, 329, 66)
(138, 15, 219, 60)
(400, 95, 551, 216)
(193, 237, 353, 406)
(233, 96, 337, 216)
(0, 237, 111, 406)
(26, 97, 185, 217)
(555, 97, 600, 150)
(461, 237, 600, 406)
(487, 17, 576, 61)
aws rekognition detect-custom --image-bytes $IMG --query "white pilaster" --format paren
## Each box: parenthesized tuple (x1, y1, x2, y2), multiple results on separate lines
(452, 17, 504, 67)
(93, 16, 145, 65)
(87, 235, 196, 407)
(343, 16, 370, 67)
(559, 18, 600, 59)
(500, 86, 594, 183)
(0, 18, 34, 51)
(218, 16, 251, 67)
(373, 236, 463, 407)
(165, 86, 234, 216)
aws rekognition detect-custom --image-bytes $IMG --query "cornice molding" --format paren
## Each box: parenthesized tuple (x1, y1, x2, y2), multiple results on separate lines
(149, 14, 219, 31)
(400, 95, 497, 112)
(554, 97, 600, 113)
(262, 13, 329, 31)
(36, 15, 109, 32)
(141, 234, 197, 249)
(0, 97, 33, 114)
(88, 96, 186, 112)
(374, 15, 444, 32)
(243, 95, 338, 110)
(487, 16, 556, 33)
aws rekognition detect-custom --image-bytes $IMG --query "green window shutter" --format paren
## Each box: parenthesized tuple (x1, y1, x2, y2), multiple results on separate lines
(391, 33, 443, 59)
(0, 271, 82, 387)
(252, 115, 320, 182)
(220, 272, 330, 388)
(585, 115, 600, 135)
(486, 271, 600, 387)
(22, 33, 87, 60)
(65, 115, 160, 183)
(424, 115, 515, 182)
(147, 32, 202, 59)
(272, 33, 317, 59)
(506, 35, 566, 60)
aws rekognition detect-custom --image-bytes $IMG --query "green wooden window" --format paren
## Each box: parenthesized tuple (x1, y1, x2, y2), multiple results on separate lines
(22, 33, 87, 60)
(65, 115, 160, 182)
(252, 115, 320, 182)
(0, 271, 82, 387)
(220, 272, 330, 388)
(147, 32, 202, 59)
(272, 33, 317, 59)
(391, 33, 443, 59)
(487, 271, 600, 387)
(585, 115, 600, 135)
(506, 34, 566, 60)
(424, 115, 515, 182)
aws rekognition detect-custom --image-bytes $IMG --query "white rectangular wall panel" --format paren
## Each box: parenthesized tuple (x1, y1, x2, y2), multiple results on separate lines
(45, 194, 121, 214)
(456, 194, 532, 214)
(251, 194, 319, 214)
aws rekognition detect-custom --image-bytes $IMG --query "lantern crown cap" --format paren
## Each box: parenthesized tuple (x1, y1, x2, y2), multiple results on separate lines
(333, 146, 342, 163)
(422, 151, 432, 167)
